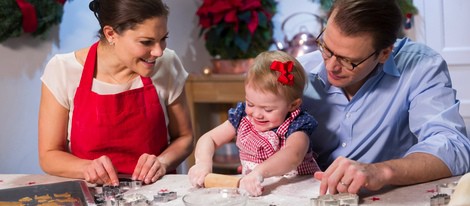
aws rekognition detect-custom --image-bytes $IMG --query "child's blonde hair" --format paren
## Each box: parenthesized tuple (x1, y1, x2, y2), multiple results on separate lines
(245, 50, 307, 103)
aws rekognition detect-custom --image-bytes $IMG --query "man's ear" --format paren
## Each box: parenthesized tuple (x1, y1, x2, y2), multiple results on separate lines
(378, 45, 394, 64)
(289, 98, 302, 111)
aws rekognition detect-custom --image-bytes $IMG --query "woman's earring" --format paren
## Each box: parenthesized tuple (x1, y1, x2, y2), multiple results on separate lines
(108, 40, 114, 45)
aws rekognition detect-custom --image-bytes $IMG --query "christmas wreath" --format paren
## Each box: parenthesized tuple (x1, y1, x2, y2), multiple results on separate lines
(0, 0, 67, 43)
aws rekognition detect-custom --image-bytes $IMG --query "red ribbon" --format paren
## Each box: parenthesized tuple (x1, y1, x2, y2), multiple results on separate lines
(15, 0, 38, 33)
(270, 60, 294, 86)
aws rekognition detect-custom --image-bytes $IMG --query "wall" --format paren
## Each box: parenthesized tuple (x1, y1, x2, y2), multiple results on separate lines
(411, 0, 470, 134)
(0, 0, 208, 174)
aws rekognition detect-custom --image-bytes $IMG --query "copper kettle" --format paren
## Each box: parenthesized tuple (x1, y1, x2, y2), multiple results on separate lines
(275, 12, 325, 57)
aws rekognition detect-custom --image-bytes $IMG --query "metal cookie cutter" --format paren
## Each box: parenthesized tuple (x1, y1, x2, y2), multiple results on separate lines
(429, 181, 458, 206)
(119, 178, 143, 192)
(430, 193, 450, 206)
(119, 193, 149, 206)
(152, 189, 177, 203)
(311, 193, 359, 206)
(437, 181, 458, 196)
(94, 180, 144, 205)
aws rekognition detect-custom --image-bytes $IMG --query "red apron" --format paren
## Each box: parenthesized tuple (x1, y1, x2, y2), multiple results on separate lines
(70, 42, 168, 174)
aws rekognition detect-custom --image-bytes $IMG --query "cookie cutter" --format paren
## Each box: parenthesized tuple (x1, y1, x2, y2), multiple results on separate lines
(311, 193, 359, 206)
(119, 180, 143, 192)
(94, 180, 144, 205)
(436, 181, 458, 196)
(152, 189, 177, 203)
(96, 192, 149, 206)
(119, 193, 149, 205)
(428, 181, 457, 206)
(430, 193, 450, 206)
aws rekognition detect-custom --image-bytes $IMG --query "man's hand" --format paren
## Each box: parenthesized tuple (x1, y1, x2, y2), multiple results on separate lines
(315, 153, 453, 195)
(314, 156, 388, 194)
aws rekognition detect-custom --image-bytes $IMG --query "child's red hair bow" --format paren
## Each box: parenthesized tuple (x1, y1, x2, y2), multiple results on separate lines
(270, 60, 294, 86)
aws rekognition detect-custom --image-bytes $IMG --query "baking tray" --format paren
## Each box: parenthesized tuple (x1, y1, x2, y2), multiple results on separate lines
(0, 180, 96, 205)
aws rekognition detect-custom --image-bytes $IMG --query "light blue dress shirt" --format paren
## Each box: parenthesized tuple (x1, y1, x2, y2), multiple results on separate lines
(299, 38, 470, 175)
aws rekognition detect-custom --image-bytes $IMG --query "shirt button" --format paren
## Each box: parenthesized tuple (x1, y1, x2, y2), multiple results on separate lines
(341, 142, 347, 147)
(346, 113, 351, 118)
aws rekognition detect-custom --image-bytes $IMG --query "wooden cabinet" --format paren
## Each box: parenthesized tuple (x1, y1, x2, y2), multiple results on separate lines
(184, 74, 245, 173)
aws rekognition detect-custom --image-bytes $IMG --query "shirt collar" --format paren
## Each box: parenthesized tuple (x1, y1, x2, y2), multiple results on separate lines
(316, 64, 342, 94)
(383, 38, 411, 77)
(382, 48, 401, 77)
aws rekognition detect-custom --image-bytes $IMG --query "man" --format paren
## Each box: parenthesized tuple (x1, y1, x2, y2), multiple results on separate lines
(299, 0, 470, 195)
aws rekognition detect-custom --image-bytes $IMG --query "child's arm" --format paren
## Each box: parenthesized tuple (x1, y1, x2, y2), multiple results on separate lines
(239, 131, 310, 196)
(188, 120, 236, 187)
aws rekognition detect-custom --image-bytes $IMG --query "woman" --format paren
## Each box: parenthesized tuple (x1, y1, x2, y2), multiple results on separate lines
(38, 0, 193, 186)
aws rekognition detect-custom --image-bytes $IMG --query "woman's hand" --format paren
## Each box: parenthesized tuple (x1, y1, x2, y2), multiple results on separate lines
(187, 162, 212, 188)
(133, 153, 167, 184)
(239, 170, 264, 197)
(83, 155, 119, 185)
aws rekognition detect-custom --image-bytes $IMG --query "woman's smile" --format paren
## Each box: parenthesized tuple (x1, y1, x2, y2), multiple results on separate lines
(140, 58, 156, 68)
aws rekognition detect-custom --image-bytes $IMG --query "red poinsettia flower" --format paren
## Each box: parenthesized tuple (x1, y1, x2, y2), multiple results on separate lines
(196, 0, 277, 59)
(197, 0, 264, 34)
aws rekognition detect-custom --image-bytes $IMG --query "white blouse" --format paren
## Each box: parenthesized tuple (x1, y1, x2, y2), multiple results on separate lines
(41, 48, 188, 141)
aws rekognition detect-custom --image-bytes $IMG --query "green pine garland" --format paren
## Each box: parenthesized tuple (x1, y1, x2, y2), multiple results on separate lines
(0, 0, 65, 43)
(397, 0, 418, 16)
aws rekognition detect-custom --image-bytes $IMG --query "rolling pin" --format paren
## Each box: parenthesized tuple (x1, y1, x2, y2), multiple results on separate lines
(448, 172, 470, 205)
(204, 173, 241, 188)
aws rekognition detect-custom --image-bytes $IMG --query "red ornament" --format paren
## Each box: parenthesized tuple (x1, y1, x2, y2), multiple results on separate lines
(371, 197, 380, 201)
(14, 0, 67, 33)
(15, 0, 38, 33)
(426, 189, 436, 193)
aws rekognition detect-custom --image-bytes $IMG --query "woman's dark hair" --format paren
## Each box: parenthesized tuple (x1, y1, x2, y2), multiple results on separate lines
(89, 0, 169, 39)
(329, 0, 402, 51)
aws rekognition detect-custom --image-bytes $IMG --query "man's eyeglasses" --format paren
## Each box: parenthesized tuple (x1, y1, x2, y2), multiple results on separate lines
(315, 29, 378, 71)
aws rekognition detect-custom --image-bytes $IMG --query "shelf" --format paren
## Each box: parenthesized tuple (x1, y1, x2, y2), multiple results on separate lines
(185, 74, 246, 170)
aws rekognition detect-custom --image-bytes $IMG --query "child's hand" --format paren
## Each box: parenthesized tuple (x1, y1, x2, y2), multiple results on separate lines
(239, 170, 264, 196)
(188, 162, 212, 188)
